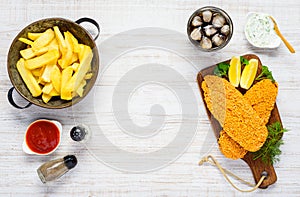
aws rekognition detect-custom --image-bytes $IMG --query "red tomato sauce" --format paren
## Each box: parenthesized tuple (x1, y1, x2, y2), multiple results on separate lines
(26, 120, 60, 154)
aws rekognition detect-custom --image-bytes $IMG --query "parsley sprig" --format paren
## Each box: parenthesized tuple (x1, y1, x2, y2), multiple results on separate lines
(253, 121, 287, 165)
(213, 62, 230, 77)
(240, 56, 249, 65)
(255, 65, 275, 82)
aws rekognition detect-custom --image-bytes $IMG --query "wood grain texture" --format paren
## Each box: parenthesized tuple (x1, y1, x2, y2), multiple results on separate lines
(0, 0, 300, 196)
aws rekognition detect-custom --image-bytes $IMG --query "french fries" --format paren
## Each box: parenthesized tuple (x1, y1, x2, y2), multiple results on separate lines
(17, 26, 93, 103)
(16, 58, 42, 97)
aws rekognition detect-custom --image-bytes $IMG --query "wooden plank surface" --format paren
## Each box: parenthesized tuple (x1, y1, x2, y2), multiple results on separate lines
(0, 0, 300, 196)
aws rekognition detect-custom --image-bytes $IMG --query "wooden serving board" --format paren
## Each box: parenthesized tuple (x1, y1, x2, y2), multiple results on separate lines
(197, 54, 283, 189)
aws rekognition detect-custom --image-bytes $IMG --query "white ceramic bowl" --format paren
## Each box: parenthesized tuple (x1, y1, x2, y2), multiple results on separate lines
(244, 12, 281, 49)
(22, 119, 62, 155)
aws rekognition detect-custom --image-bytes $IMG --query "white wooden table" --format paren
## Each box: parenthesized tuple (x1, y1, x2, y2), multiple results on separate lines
(1, 0, 300, 196)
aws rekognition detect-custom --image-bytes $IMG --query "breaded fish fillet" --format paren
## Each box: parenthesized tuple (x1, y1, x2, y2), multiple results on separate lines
(202, 80, 226, 126)
(202, 76, 278, 159)
(244, 79, 278, 125)
(218, 130, 248, 159)
(202, 75, 268, 152)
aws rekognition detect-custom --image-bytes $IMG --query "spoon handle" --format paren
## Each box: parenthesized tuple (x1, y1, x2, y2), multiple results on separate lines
(270, 16, 295, 53)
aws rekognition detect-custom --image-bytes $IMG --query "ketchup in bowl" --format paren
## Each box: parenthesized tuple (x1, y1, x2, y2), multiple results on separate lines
(23, 120, 62, 155)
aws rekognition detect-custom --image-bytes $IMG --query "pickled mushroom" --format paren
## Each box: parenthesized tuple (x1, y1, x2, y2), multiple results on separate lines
(192, 16, 203, 27)
(190, 28, 202, 41)
(200, 37, 212, 49)
(202, 10, 212, 23)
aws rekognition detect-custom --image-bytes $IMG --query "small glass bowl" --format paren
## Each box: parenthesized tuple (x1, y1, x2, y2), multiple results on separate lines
(187, 6, 233, 52)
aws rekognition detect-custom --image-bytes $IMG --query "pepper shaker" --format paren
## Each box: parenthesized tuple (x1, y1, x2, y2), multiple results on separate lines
(37, 155, 77, 183)
(70, 124, 91, 143)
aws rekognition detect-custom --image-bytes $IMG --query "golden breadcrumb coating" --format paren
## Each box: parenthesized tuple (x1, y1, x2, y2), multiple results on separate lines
(202, 80, 226, 126)
(218, 130, 248, 160)
(202, 75, 268, 152)
(244, 79, 278, 125)
(202, 76, 278, 159)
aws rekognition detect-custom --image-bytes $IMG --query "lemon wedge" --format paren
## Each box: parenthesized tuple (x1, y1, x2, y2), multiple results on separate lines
(240, 59, 258, 89)
(228, 56, 241, 87)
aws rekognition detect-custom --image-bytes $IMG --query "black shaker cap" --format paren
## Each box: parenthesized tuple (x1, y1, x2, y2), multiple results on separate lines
(70, 126, 86, 141)
(63, 155, 78, 169)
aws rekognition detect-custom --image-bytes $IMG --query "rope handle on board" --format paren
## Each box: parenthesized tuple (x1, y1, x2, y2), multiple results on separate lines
(199, 155, 267, 192)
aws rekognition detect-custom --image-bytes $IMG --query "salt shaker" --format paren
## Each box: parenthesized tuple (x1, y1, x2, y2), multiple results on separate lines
(70, 124, 91, 143)
(37, 155, 77, 183)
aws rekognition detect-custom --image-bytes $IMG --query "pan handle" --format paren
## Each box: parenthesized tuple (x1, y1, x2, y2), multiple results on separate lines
(75, 17, 100, 41)
(7, 87, 32, 109)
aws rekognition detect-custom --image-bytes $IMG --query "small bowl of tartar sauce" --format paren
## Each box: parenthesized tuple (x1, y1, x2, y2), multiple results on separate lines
(244, 12, 281, 49)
